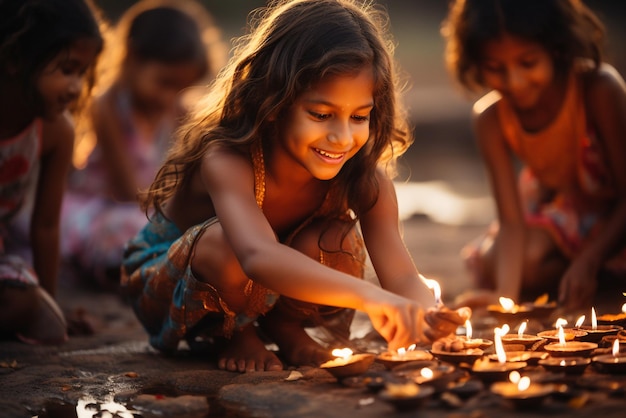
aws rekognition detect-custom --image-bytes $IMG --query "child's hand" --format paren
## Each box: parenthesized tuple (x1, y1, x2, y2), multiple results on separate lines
(423, 306, 471, 342)
(364, 295, 423, 351)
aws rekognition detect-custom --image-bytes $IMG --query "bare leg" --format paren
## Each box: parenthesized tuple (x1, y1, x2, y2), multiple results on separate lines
(190, 222, 282, 372)
(0, 285, 67, 344)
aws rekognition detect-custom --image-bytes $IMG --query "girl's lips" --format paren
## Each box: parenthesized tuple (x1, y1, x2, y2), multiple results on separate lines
(314, 147, 345, 163)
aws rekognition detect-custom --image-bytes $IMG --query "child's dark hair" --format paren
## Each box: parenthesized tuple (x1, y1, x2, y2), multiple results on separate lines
(0, 0, 104, 110)
(146, 0, 411, 224)
(442, 0, 606, 91)
(96, 0, 224, 93)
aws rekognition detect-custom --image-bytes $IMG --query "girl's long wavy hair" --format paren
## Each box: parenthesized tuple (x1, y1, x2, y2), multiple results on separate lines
(442, 0, 606, 92)
(143, 0, 411, 227)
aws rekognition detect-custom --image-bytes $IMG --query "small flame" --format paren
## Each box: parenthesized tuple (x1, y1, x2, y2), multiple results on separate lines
(575, 315, 585, 328)
(499, 297, 516, 312)
(517, 321, 527, 337)
(408, 344, 416, 351)
(397, 347, 406, 357)
(591, 307, 597, 330)
(613, 339, 620, 357)
(517, 376, 530, 392)
(421, 275, 441, 305)
(332, 348, 353, 359)
(420, 368, 434, 380)
(555, 318, 568, 329)
(560, 360, 566, 366)
(558, 325, 566, 345)
(622, 303, 626, 314)
(465, 319, 473, 340)
(509, 371, 520, 384)
(494, 325, 510, 364)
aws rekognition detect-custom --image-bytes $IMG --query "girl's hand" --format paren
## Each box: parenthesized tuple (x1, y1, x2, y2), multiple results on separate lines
(423, 306, 471, 342)
(364, 294, 471, 350)
(558, 259, 598, 310)
(363, 294, 423, 351)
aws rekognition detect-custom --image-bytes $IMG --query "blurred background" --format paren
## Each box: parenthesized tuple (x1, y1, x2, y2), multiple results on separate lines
(96, 0, 625, 226)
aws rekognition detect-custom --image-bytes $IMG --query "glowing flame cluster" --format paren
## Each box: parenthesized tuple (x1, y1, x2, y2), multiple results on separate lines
(509, 371, 530, 392)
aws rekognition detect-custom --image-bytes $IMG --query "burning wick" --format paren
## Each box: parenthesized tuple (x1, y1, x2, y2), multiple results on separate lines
(420, 274, 442, 307)
(499, 297, 516, 313)
(613, 338, 620, 357)
(330, 348, 354, 365)
(508, 371, 530, 392)
(591, 307, 597, 331)
(575, 315, 585, 328)
(494, 324, 510, 364)
(517, 321, 527, 338)
(557, 325, 566, 345)
(465, 319, 473, 340)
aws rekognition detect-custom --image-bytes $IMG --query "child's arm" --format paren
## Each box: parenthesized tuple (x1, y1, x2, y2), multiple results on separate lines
(31, 113, 75, 297)
(474, 102, 526, 301)
(89, 91, 140, 201)
(559, 64, 626, 308)
(359, 170, 469, 340)
(201, 147, 438, 349)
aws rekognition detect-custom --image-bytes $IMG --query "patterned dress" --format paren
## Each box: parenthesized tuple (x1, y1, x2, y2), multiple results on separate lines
(0, 120, 42, 288)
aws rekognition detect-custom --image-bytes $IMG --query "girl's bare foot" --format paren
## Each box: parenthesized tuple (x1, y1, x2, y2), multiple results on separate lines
(217, 324, 283, 373)
(262, 318, 333, 367)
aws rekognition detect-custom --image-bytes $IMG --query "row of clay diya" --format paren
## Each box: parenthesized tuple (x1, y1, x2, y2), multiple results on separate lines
(318, 316, 626, 411)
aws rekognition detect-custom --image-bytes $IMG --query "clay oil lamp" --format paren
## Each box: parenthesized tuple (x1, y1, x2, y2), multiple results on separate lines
(537, 318, 587, 342)
(538, 356, 591, 375)
(576, 308, 623, 343)
(502, 321, 543, 348)
(471, 325, 527, 382)
(320, 348, 375, 379)
(446, 378, 484, 400)
(592, 338, 626, 374)
(597, 302, 626, 327)
(487, 297, 530, 322)
(544, 323, 597, 358)
(378, 381, 435, 412)
(376, 344, 433, 370)
(519, 293, 557, 318)
(458, 319, 493, 350)
(491, 371, 554, 409)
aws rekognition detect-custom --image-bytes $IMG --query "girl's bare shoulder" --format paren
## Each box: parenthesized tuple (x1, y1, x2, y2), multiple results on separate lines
(41, 111, 75, 154)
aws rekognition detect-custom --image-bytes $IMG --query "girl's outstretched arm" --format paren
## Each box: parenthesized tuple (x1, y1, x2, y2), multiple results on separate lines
(559, 64, 626, 309)
(474, 101, 526, 301)
(360, 170, 469, 340)
(31, 112, 75, 297)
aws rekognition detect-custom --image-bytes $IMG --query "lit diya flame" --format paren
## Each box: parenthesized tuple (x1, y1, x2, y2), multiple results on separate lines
(557, 324, 566, 345)
(396, 344, 416, 357)
(331, 347, 353, 363)
(420, 274, 442, 306)
(499, 297, 517, 313)
(575, 315, 585, 328)
(465, 319, 473, 340)
(591, 307, 598, 330)
(420, 367, 434, 380)
(494, 324, 510, 364)
(613, 338, 620, 357)
(508, 371, 530, 392)
(555, 318, 568, 329)
(622, 303, 626, 313)
(517, 321, 527, 338)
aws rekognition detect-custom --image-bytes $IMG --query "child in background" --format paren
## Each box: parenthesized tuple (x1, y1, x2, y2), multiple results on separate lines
(0, 0, 103, 343)
(62, 0, 225, 289)
(442, 0, 626, 311)
(122, 0, 470, 373)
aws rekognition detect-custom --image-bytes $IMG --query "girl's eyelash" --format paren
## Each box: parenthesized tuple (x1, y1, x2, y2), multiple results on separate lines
(309, 111, 330, 120)
(352, 115, 369, 122)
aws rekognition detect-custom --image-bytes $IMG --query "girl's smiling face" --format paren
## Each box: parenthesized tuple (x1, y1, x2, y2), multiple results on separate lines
(479, 34, 556, 111)
(276, 66, 375, 181)
(36, 37, 101, 119)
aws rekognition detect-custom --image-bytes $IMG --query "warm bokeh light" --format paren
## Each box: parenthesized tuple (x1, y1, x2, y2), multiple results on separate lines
(499, 297, 515, 312)
(420, 368, 434, 380)
(332, 348, 353, 359)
